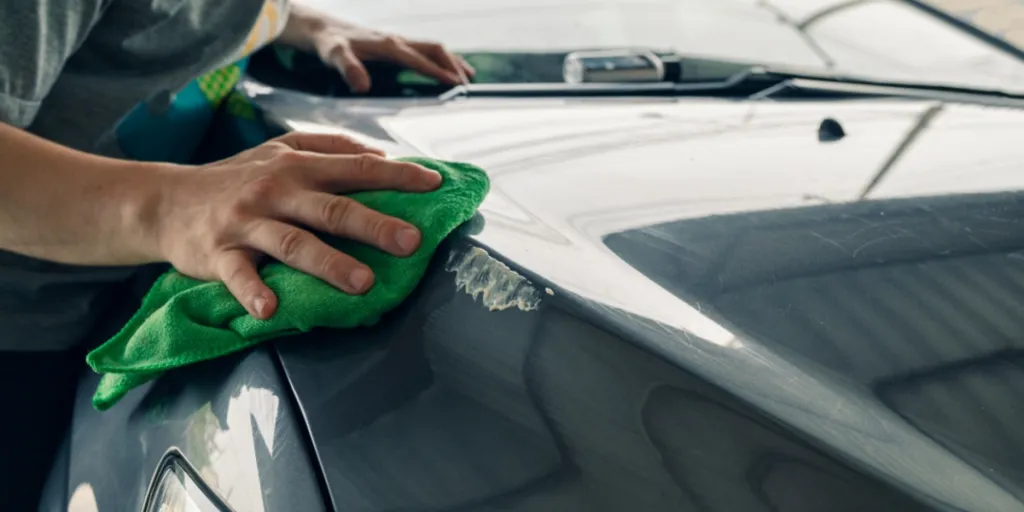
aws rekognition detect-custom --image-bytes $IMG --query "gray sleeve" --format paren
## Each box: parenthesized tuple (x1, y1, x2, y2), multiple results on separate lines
(0, 0, 107, 128)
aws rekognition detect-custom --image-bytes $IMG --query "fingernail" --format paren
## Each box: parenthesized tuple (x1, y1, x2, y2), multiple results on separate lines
(396, 227, 421, 253)
(252, 297, 268, 318)
(348, 267, 372, 292)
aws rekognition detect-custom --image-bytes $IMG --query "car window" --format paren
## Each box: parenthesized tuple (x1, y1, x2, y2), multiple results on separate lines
(808, 1, 1024, 91)
(310, 0, 1024, 92)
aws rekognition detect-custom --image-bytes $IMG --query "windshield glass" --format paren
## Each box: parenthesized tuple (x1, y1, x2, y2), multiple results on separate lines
(302, 0, 1024, 93)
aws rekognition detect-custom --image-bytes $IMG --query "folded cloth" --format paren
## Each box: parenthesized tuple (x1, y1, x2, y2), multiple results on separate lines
(86, 157, 489, 410)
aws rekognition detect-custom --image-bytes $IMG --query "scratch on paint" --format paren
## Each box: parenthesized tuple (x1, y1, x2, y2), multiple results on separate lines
(445, 247, 542, 312)
(809, 231, 851, 255)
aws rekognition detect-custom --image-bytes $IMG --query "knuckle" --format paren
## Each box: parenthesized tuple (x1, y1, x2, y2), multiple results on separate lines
(241, 175, 282, 205)
(320, 197, 353, 228)
(322, 133, 360, 154)
(326, 45, 351, 62)
(207, 217, 242, 248)
(392, 163, 417, 184)
(223, 263, 250, 288)
(264, 139, 293, 152)
(254, 140, 294, 158)
(384, 35, 404, 48)
(220, 203, 250, 229)
(273, 149, 310, 169)
(238, 282, 263, 302)
(353, 153, 383, 176)
(318, 252, 345, 279)
(368, 216, 392, 246)
(277, 229, 305, 262)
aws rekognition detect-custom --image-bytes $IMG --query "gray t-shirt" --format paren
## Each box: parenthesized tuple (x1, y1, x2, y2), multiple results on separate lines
(0, 0, 289, 351)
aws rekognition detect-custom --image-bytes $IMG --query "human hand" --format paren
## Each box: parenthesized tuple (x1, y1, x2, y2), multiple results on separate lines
(151, 132, 441, 320)
(279, 5, 475, 93)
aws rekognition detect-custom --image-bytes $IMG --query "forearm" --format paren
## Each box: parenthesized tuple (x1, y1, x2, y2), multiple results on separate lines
(0, 122, 167, 266)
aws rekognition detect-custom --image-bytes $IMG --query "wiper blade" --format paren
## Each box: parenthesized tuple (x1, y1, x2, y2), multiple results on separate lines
(440, 56, 1024, 109)
(751, 74, 1024, 109)
(439, 81, 678, 100)
(439, 66, 785, 101)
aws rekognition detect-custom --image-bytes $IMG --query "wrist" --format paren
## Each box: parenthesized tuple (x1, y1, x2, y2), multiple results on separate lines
(111, 160, 187, 265)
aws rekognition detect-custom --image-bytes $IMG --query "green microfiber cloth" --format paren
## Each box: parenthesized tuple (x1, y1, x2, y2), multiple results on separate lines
(86, 158, 489, 411)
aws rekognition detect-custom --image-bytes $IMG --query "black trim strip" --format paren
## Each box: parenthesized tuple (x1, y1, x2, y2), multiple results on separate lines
(270, 347, 339, 512)
(140, 448, 234, 512)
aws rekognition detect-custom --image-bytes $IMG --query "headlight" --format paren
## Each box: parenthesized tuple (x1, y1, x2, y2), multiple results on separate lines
(144, 452, 226, 512)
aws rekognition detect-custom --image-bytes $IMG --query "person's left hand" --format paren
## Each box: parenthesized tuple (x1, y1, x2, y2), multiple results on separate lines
(280, 5, 475, 93)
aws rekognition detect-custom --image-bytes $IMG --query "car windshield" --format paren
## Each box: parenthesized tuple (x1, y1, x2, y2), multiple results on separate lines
(302, 0, 1024, 94)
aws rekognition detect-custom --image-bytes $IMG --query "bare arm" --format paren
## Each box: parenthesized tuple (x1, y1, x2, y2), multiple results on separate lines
(0, 0, 448, 321)
(0, 2, 163, 263)
(0, 122, 163, 266)
(0, 123, 441, 320)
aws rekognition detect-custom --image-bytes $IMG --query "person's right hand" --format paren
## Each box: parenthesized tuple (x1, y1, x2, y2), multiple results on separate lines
(150, 132, 441, 320)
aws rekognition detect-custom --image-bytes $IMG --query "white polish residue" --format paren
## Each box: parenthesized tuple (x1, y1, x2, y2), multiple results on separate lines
(445, 247, 542, 312)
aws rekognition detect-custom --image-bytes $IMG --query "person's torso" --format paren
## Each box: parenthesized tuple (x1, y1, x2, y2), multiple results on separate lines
(2, 0, 289, 351)
(30, 0, 288, 161)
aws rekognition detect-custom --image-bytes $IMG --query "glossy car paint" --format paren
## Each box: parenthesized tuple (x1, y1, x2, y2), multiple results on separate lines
(248, 84, 1024, 511)
(56, 349, 325, 512)
(275, 239, 929, 512)
(45, 5, 1024, 508)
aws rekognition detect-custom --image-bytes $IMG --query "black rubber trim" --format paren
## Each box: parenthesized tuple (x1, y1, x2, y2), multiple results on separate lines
(270, 348, 339, 512)
(140, 448, 234, 512)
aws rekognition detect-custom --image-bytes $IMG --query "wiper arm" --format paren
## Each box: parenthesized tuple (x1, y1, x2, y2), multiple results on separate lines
(751, 74, 1024, 109)
(441, 50, 1024, 108)
(439, 66, 786, 101)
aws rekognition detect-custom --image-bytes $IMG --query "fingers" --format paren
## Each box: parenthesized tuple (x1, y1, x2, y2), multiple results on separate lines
(456, 55, 476, 78)
(279, 191, 422, 257)
(330, 44, 372, 93)
(411, 41, 476, 81)
(387, 39, 463, 85)
(327, 35, 472, 90)
(247, 219, 374, 294)
(410, 42, 468, 83)
(207, 133, 443, 308)
(287, 152, 442, 193)
(275, 132, 384, 156)
(217, 250, 277, 319)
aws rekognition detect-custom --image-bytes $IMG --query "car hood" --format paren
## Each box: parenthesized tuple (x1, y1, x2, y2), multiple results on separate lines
(253, 86, 1024, 510)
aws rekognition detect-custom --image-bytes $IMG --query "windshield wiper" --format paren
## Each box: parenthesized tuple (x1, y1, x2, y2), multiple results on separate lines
(747, 70, 1024, 109)
(439, 66, 787, 101)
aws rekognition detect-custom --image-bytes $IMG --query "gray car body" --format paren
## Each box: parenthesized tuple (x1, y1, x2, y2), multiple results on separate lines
(39, 1, 1024, 511)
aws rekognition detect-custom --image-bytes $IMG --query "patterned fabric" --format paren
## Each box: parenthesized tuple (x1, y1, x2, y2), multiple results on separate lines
(196, 64, 244, 108)
(115, 59, 251, 163)
(115, 0, 288, 164)
(225, 88, 258, 122)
